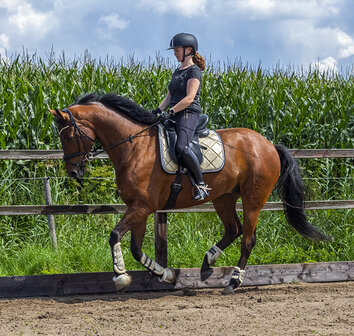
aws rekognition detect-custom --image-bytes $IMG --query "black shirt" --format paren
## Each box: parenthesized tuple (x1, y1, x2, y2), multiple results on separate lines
(168, 65, 202, 113)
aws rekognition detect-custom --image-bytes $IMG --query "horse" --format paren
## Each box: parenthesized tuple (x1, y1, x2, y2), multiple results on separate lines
(49, 92, 330, 294)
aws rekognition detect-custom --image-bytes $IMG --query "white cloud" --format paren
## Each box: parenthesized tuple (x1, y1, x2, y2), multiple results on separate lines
(99, 14, 129, 30)
(314, 56, 338, 73)
(282, 19, 354, 65)
(1, 1, 58, 40)
(228, 0, 342, 20)
(336, 30, 354, 59)
(0, 0, 23, 11)
(8, 4, 54, 37)
(0, 33, 9, 56)
(139, 0, 207, 18)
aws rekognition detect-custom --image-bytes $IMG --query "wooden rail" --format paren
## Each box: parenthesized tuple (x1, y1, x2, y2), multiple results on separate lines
(0, 200, 353, 216)
(1, 148, 354, 159)
(0, 261, 352, 298)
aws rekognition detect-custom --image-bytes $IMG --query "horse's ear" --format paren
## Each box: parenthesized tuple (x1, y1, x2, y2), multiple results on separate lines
(48, 108, 69, 121)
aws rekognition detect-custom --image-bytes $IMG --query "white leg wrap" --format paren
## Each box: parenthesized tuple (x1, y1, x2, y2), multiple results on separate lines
(112, 242, 126, 275)
(231, 266, 245, 284)
(206, 245, 223, 266)
(140, 253, 175, 283)
(140, 253, 164, 276)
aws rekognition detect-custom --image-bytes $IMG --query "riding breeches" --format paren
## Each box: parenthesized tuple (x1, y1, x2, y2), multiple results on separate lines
(172, 110, 199, 155)
(171, 110, 204, 185)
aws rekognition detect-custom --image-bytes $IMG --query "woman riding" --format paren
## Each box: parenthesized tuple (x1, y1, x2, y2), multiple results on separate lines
(152, 32, 210, 201)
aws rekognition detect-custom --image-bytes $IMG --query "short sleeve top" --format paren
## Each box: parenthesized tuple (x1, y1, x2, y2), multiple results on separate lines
(168, 64, 202, 113)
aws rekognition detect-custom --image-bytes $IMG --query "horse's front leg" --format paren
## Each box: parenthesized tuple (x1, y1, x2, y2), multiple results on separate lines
(130, 226, 176, 285)
(109, 207, 175, 291)
(109, 230, 132, 291)
(109, 207, 148, 290)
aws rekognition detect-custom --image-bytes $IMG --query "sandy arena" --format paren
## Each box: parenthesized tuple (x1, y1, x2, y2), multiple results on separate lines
(0, 281, 353, 336)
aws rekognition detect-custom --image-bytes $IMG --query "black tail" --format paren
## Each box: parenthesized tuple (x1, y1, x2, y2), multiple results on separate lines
(275, 145, 331, 241)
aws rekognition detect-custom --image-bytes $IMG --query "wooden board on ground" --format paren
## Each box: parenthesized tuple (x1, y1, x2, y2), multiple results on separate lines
(0, 261, 352, 298)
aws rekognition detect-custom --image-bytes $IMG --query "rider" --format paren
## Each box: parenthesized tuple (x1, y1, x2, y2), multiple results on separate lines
(152, 32, 210, 201)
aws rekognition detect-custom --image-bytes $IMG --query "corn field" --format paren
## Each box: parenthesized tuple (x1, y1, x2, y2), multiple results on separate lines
(0, 53, 353, 151)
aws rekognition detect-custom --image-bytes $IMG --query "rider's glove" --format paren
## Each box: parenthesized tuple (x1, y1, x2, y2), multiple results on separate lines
(157, 110, 172, 123)
(151, 107, 161, 116)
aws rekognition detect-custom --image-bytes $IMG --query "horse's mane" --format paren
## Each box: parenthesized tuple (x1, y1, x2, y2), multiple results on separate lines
(72, 92, 158, 125)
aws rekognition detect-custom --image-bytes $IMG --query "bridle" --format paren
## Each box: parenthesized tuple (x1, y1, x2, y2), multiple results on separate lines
(57, 107, 160, 170)
(56, 108, 96, 170)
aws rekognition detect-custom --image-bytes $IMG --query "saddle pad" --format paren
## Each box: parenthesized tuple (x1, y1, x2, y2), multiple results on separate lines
(158, 125, 225, 174)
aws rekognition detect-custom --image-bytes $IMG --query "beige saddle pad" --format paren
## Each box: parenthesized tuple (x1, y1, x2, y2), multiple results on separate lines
(158, 125, 225, 174)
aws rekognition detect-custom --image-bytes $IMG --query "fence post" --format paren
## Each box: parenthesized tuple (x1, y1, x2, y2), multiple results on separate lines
(43, 177, 57, 249)
(154, 213, 168, 268)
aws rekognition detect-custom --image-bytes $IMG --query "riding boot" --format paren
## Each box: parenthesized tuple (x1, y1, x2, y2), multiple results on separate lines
(180, 146, 211, 201)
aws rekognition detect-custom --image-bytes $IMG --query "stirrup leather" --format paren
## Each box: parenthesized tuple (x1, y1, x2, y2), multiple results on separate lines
(193, 184, 211, 201)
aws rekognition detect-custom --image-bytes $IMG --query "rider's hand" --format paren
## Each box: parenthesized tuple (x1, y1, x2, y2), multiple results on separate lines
(157, 110, 171, 123)
(151, 107, 161, 116)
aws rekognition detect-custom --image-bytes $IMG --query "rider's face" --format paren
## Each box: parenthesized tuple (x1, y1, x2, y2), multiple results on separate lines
(173, 47, 184, 62)
(173, 47, 192, 62)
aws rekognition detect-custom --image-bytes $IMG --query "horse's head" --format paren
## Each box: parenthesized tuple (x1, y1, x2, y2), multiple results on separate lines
(49, 108, 96, 180)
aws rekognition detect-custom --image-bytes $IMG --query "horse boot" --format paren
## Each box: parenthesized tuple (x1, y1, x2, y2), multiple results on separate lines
(180, 146, 211, 201)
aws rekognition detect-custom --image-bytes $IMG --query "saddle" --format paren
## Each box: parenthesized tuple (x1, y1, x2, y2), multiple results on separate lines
(163, 114, 210, 164)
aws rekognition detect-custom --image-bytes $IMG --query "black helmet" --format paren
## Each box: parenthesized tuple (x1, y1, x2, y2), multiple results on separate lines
(168, 33, 198, 52)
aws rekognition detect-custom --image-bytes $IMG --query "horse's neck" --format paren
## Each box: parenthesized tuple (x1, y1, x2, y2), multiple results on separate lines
(86, 106, 148, 163)
(85, 107, 142, 143)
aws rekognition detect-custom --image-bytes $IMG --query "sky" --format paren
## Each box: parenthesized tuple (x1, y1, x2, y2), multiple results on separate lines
(0, 0, 353, 73)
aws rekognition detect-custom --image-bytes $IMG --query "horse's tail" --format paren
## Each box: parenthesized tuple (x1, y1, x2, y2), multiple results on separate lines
(275, 145, 331, 241)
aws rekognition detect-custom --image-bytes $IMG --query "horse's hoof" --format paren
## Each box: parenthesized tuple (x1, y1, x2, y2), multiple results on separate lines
(221, 285, 235, 295)
(200, 266, 213, 281)
(113, 273, 132, 291)
(159, 267, 176, 284)
(166, 267, 176, 284)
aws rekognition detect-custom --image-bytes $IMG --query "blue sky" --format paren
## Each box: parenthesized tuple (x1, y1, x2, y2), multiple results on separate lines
(0, 0, 353, 73)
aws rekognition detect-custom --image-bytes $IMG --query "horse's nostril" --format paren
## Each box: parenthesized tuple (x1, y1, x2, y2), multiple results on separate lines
(69, 170, 78, 178)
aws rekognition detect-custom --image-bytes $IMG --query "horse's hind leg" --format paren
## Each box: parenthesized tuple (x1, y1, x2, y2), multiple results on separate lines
(222, 204, 261, 294)
(201, 193, 242, 281)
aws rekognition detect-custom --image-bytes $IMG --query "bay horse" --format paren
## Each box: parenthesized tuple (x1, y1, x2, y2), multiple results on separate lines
(49, 92, 329, 294)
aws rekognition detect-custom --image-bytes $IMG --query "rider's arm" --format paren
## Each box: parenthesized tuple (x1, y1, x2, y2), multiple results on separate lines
(158, 91, 171, 111)
(171, 78, 200, 113)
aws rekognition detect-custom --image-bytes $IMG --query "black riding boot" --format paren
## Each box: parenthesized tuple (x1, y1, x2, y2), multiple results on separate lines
(180, 146, 210, 201)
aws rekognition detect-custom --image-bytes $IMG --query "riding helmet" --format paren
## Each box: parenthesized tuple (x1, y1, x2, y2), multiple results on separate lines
(168, 33, 198, 52)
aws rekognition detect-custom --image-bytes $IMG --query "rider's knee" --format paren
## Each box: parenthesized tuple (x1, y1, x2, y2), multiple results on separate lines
(175, 143, 185, 155)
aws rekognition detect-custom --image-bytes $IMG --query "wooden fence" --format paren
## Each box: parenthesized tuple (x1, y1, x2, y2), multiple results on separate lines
(0, 149, 353, 297)
(0, 149, 353, 264)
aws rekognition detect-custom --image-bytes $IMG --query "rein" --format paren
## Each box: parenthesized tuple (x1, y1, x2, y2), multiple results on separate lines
(59, 108, 159, 166)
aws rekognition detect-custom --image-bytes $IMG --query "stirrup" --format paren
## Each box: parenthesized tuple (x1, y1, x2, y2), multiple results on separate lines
(193, 183, 211, 201)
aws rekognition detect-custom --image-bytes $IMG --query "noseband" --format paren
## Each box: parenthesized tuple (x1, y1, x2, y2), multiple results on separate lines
(58, 108, 95, 169)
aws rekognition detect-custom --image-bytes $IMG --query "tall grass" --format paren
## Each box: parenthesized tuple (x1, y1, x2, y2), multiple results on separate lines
(0, 53, 352, 276)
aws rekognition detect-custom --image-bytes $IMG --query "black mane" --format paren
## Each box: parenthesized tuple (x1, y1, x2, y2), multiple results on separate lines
(72, 92, 158, 125)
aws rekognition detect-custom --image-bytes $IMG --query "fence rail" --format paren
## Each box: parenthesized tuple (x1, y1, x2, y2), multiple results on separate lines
(0, 200, 353, 216)
(1, 148, 354, 160)
(1, 261, 352, 298)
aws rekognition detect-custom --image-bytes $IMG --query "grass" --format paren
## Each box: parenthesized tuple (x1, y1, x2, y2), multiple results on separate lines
(0, 207, 352, 276)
